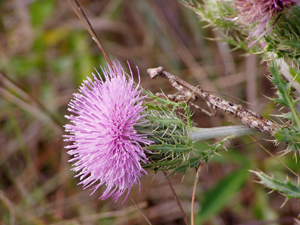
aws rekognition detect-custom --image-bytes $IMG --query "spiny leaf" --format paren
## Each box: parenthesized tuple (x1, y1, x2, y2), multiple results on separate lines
(269, 62, 300, 154)
(280, 112, 295, 121)
(289, 67, 300, 85)
(208, 135, 235, 154)
(170, 155, 208, 175)
(251, 171, 300, 201)
(269, 61, 300, 127)
(274, 128, 300, 143)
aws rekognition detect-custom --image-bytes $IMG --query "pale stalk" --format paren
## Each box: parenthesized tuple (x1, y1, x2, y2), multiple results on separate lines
(188, 125, 258, 142)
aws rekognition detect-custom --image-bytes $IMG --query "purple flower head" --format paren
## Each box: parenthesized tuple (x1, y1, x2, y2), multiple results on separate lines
(64, 61, 151, 202)
(234, 0, 298, 37)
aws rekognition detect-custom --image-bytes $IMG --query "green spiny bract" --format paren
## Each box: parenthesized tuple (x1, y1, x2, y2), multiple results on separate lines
(266, 6, 300, 59)
(135, 104, 207, 173)
(180, 0, 257, 51)
(180, 0, 235, 30)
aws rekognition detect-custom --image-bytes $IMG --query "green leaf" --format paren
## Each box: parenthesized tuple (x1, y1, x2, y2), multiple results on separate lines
(280, 112, 295, 121)
(274, 128, 300, 143)
(196, 168, 249, 223)
(269, 62, 300, 154)
(171, 155, 208, 174)
(289, 67, 300, 85)
(251, 171, 300, 201)
(281, 40, 300, 48)
(269, 61, 300, 127)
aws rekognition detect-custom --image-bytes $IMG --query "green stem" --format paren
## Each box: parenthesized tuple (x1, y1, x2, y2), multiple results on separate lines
(188, 125, 258, 142)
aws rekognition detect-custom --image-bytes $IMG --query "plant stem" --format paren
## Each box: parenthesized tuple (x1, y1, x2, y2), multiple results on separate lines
(191, 163, 203, 225)
(188, 125, 258, 142)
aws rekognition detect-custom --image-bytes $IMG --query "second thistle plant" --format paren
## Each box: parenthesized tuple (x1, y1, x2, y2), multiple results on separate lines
(234, 0, 298, 37)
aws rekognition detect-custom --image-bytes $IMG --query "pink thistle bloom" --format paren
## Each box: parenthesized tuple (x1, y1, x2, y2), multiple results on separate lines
(234, 0, 299, 37)
(64, 61, 151, 202)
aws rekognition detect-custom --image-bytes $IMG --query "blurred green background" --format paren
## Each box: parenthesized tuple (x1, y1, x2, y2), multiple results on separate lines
(0, 0, 299, 224)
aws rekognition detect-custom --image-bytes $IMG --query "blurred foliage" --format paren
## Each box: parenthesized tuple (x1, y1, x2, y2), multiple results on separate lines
(196, 168, 249, 224)
(0, 0, 299, 225)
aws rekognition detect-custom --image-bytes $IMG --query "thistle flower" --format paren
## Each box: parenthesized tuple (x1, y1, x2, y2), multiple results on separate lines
(234, 0, 299, 37)
(64, 61, 151, 202)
